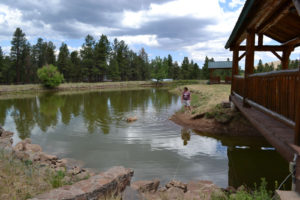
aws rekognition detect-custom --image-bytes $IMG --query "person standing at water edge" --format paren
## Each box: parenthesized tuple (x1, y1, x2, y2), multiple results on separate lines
(181, 87, 191, 113)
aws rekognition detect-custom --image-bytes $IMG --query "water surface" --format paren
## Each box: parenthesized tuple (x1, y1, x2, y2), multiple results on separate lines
(0, 88, 289, 188)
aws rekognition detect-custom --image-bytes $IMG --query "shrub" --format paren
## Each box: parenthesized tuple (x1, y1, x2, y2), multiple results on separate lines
(37, 65, 64, 88)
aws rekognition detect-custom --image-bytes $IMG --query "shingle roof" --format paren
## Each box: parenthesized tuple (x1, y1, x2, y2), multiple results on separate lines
(208, 61, 232, 69)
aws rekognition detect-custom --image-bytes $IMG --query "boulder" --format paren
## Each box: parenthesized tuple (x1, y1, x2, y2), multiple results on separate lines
(14, 151, 30, 161)
(39, 152, 58, 162)
(30, 166, 134, 200)
(13, 138, 32, 152)
(25, 143, 42, 152)
(1, 131, 13, 138)
(131, 179, 160, 193)
(165, 180, 187, 193)
(126, 116, 137, 122)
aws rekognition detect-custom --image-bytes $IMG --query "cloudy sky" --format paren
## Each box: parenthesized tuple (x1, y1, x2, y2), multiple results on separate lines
(0, 0, 299, 67)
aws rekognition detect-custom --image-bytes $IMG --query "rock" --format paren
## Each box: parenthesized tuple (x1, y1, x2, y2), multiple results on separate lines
(0, 137, 13, 149)
(13, 139, 32, 152)
(39, 152, 58, 162)
(74, 171, 90, 181)
(122, 187, 141, 200)
(127, 116, 137, 122)
(14, 151, 30, 161)
(71, 166, 82, 175)
(55, 159, 67, 168)
(30, 166, 134, 200)
(131, 179, 160, 193)
(165, 180, 187, 193)
(0, 126, 4, 136)
(1, 131, 13, 138)
(25, 143, 42, 152)
(158, 186, 167, 192)
(183, 180, 221, 200)
(165, 187, 184, 200)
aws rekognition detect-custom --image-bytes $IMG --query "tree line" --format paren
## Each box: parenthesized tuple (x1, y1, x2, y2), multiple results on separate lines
(0, 28, 217, 85)
(255, 59, 299, 73)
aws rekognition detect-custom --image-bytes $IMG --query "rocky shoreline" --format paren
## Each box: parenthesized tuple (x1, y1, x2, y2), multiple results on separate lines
(0, 127, 227, 200)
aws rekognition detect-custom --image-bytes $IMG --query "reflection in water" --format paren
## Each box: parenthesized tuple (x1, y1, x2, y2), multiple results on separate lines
(181, 128, 191, 146)
(0, 89, 290, 188)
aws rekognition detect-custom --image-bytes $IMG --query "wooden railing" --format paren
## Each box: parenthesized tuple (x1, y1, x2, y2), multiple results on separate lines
(247, 69, 299, 122)
(232, 69, 299, 123)
(232, 75, 245, 97)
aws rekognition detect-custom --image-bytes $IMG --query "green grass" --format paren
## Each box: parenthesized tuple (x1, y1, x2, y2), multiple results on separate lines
(211, 179, 273, 200)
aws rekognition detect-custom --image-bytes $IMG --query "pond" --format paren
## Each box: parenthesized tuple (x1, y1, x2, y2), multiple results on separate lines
(0, 88, 290, 189)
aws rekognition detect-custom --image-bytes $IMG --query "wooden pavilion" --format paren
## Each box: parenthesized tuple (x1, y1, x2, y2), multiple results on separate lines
(208, 61, 232, 84)
(226, 0, 300, 193)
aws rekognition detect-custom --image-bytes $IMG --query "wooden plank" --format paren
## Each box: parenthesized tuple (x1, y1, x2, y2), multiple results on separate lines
(271, 50, 282, 61)
(231, 45, 290, 51)
(231, 48, 239, 95)
(258, 34, 263, 46)
(295, 69, 300, 145)
(243, 30, 255, 106)
(282, 36, 300, 47)
(282, 49, 292, 70)
(232, 95, 294, 162)
(257, 1, 294, 34)
(238, 52, 246, 61)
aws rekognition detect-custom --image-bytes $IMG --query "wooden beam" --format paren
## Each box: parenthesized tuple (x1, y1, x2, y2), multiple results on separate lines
(231, 47, 239, 95)
(282, 37, 300, 47)
(295, 68, 300, 145)
(271, 50, 282, 61)
(245, 30, 255, 75)
(231, 45, 290, 51)
(238, 52, 246, 61)
(257, 1, 294, 34)
(244, 30, 255, 107)
(258, 34, 263, 46)
(282, 49, 292, 70)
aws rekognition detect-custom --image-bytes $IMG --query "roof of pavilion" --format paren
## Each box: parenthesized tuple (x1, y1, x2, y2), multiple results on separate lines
(225, 0, 300, 49)
(208, 61, 232, 69)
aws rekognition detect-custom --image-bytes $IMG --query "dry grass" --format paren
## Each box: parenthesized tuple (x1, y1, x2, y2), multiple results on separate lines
(170, 82, 231, 115)
(0, 150, 54, 200)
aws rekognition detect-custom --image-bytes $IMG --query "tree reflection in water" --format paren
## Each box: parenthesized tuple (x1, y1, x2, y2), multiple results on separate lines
(0, 88, 177, 138)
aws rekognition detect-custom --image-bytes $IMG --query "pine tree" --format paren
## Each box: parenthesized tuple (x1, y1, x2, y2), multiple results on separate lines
(70, 51, 81, 82)
(57, 43, 70, 81)
(201, 56, 214, 79)
(80, 35, 95, 82)
(139, 48, 150, 80)
(256, 59, 264, 73)
(10, 28, 27, 83)
(94, 34, 110, 81)
(181, 57, 190, 79)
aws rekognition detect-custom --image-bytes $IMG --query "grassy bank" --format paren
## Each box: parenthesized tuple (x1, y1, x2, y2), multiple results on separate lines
(0, 150, 54, 199)
(169, 82, 231, 115)
(0, 80, 205, 95)
(0, 81, 152, 94)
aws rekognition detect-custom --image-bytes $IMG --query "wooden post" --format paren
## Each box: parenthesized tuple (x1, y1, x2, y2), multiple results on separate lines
(243, 29, 255, 106)
(295, 66, 300, 145)
(231, 47, 239, 95)
(258, 34, 263, 46)
(282, 49, 291, 70)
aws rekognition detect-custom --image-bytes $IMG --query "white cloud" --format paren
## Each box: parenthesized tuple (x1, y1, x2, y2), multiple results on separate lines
(229, 0, 244, 8)
(115, 35, 159, 47)
(122, 0, 222, 29)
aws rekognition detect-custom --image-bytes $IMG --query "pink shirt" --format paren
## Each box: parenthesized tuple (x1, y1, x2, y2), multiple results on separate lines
(182, 91, 190, 100)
